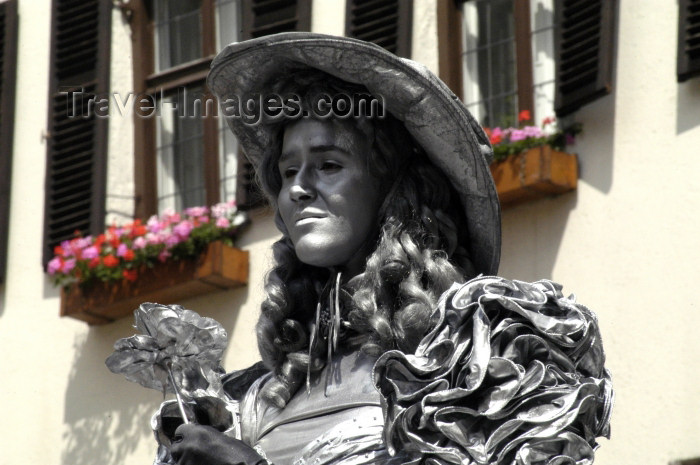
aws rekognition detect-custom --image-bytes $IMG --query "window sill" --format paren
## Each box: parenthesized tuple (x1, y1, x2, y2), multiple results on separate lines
(490, 146, 578, 208)
(60, 242, 249, 325)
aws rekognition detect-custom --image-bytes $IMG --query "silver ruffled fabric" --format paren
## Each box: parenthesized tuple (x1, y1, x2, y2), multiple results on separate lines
(373, 277, 613, 465)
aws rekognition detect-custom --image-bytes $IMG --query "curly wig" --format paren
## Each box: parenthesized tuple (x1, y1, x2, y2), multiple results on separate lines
(253, 71, 476, 407)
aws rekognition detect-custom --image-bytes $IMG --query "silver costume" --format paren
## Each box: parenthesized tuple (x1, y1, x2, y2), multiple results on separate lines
(240, 350, 404, 464)
(226, 277, 613, 465)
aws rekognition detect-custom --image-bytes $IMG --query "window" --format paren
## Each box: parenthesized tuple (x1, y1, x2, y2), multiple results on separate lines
(441, 0, 617, 126)
(131, 0, 311, 218)
(460, 0, 548, 127)
(0, 0, 18, 282)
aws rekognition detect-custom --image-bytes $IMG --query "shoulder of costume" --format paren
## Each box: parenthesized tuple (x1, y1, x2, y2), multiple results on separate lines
(222, 361, 270, 401)
(373, 275, 613, 464)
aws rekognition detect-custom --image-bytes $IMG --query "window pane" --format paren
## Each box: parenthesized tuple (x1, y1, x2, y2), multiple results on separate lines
(216, 0, 241, 49)
(461, 0, 518, 128)
(154, 0, 202, 72)
(531, 0, 556, 123)
(156, 87, 206, 212)
(216, 0, 242, 203)
(219, 119, 238, 203)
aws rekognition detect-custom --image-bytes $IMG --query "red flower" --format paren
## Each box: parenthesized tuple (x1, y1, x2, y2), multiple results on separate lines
(95, 234, 106, 248)
(123, 249, 135, 261)
(122, 269, 138, 282)
(54, 245, 65, 256)
(88, 257, 101, 269)
(518, 110, 531, 122)
(103, 254, 119, 268)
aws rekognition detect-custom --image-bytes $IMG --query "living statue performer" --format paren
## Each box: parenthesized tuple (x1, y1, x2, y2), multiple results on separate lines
(151, 33, 612, 465)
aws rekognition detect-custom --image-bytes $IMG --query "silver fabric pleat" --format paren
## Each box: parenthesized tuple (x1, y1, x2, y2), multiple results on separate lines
(373, 277, 613, 465)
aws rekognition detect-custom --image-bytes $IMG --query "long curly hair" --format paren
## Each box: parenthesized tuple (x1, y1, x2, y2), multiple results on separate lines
(254, 71, 476, 407)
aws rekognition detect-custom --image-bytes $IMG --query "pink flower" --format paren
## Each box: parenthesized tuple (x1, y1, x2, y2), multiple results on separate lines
(173, 220, 194, 240)
(185, 206, 209, 217)
(145, 232, 161, 245)
(216, 217, 230, 228)
(509, 129, 526, 142)
(60, 240, 74, 257)
(522, 126, 543, 138)
(62, 258, 76, 273)
(211, 202, 228, 218)
(158, 250, 171, 263)
(82, 246, 100, 260)
(147, 215, 164, 234)
(132, 237, 147, 249)
(164, 234, 181, 248)
(72, 237, 92, 251)
(197, 216, 209, 225)
(48, 257, 62, 275)
(116, 243, 128, 257)
(162, 208, 181, 224)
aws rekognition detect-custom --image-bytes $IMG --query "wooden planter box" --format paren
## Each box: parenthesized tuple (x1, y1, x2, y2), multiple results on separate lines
(490, 146, 578, 208)
(61, 242, 249, 325)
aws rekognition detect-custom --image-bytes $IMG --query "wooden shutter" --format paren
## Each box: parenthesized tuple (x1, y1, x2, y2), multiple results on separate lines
(241, 0, 311, 39)
(678, 0, 700, 82)
(554, 0, 617, 116)
(237, 0, 311, 210)
(43, 0, 111, 264)
(345, 0, 413, 58)
(0, 0, 17, 283)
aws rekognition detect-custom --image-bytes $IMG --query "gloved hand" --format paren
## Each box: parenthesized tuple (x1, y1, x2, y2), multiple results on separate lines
(170, 424, 266, 465)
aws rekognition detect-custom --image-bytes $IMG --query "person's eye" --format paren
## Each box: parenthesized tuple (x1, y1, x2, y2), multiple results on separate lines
(281, 167, 298, 179)
(320, 161, 342, 172)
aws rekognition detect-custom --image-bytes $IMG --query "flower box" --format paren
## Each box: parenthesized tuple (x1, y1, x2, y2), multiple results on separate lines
(490, 146, 578, 208)
(60, 242, 249, 325)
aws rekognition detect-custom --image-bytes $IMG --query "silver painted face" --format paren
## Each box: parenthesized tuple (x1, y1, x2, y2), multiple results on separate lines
(277, 119, 383, 276)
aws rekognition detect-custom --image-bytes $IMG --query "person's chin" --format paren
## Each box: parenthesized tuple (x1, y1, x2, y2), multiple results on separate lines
(294, 238, 343, 269)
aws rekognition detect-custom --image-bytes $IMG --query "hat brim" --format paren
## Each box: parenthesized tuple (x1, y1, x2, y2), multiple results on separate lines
(208, 33, 500, 276)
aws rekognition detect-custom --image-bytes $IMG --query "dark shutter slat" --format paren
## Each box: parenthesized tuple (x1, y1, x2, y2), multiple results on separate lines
(678, 0, 700, 81)
(0, 0, 18, 283)
(345, 0, 412, 58)
(43, 0, 110, 265)
(555, 0, 617, 116)
(237, 0, 311, 210)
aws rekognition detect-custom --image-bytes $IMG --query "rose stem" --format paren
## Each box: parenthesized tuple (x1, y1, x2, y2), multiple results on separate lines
(167, 365, 190, 424)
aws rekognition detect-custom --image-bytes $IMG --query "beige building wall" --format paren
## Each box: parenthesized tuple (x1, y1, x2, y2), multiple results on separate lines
(1, 1, 699, 464)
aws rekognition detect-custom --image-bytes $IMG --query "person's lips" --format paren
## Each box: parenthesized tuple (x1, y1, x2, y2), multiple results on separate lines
(294, 209, 327, 224)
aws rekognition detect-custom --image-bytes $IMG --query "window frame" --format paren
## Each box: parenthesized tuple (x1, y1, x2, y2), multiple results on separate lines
(130, 0, 312, 218)
(441, 0, 535, 126)
(440, 0, 617, 123)
(131, 0, 221, 219)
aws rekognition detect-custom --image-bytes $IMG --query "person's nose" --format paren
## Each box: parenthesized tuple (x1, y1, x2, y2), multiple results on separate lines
(289, 168, 316, 203)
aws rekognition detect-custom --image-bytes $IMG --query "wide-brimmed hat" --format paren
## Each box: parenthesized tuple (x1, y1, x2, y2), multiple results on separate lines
(207, 32, 500, 276)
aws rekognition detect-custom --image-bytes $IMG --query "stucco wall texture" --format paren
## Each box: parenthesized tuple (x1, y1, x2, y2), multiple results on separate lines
(1, 1, 699, 464)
